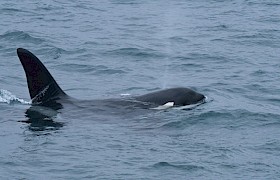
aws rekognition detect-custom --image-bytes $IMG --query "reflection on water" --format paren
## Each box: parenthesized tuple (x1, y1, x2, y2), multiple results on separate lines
(21, 101, 64, 131)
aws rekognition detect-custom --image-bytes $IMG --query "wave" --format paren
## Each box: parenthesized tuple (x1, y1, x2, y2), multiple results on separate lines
(104, 47, 164, 58)
(0, 31, 45, 44)
(0, 89, 30, 105)
(1, 7, 23, 13)
(159, 108, 280, 130)
(55, 63, 127, 75)
(152, 161, 205, 171)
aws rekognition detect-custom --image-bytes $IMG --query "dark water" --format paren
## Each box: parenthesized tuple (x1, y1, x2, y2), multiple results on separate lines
(1, 0, 280, 179)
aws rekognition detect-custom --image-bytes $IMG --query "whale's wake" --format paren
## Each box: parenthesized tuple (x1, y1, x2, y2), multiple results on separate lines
(0, 89, 30, 105)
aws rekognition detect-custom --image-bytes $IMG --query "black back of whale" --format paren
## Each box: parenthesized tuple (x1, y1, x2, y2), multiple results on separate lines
(136, 88, 204, 106)
(17, 48, 205, 107)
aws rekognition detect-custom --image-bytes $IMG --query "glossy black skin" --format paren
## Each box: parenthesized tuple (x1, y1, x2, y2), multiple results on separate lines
(136, 87, 205, 106)
(17, 48, 66, 103)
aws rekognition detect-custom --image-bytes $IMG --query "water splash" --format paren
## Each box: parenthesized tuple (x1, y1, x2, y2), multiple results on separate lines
(0, 89, 30, 105)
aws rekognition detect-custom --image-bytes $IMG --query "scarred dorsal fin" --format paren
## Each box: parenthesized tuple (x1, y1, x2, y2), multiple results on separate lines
(17, 48, 66, 104)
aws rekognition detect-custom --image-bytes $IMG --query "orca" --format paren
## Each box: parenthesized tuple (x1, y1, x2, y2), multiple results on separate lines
(16, 48, 206, 130)
(17, 48, 205, 110)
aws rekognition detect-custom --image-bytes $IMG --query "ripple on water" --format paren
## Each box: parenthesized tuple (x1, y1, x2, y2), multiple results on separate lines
(0, 31, 45, 44)
(54, 63, 127, 75)
(104, 47, 164, 59)
(152, 161, 205, 171)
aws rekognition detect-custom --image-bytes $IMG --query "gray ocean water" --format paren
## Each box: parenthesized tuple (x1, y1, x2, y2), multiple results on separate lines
(1, 0, 280, 179)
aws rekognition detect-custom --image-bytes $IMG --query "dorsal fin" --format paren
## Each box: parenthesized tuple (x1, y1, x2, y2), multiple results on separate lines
(17, 48, 66, 104)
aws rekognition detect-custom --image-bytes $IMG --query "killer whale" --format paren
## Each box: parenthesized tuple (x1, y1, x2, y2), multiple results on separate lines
(17, 48, 205, 110)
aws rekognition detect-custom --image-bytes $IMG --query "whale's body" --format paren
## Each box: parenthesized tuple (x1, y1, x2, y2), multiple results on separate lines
(17, 48, 205, 112)
(16, 48, 206, 130)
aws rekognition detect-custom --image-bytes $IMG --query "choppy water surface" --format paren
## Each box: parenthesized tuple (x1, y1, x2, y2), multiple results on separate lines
(1, 0, 280, 179)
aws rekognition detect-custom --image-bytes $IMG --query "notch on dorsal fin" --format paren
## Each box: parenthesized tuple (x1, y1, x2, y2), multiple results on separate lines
(17, 48, 66, 104)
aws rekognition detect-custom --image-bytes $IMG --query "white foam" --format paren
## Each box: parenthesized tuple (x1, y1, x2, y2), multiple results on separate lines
(120, 93, 131, 96)
(0, 89, 31, 105)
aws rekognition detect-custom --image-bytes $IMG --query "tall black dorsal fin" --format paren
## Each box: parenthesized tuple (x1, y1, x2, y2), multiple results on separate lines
(17, 48, 66, 103)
